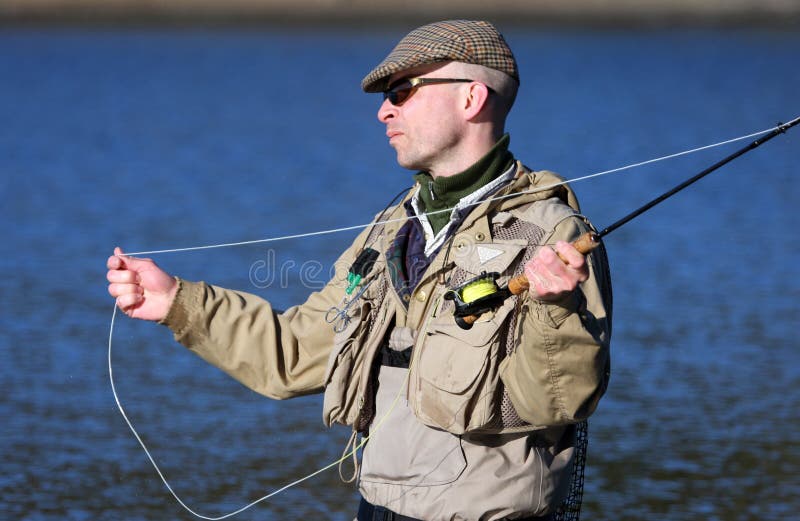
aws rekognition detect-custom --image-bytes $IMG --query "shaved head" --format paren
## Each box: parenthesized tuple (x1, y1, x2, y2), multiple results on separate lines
(439, 61, 519, 125)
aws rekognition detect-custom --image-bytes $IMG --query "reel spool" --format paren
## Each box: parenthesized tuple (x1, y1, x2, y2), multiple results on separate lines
(444, 272, 510, 330)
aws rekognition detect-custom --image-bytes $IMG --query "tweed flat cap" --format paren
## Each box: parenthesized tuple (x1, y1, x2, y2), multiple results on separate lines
(361, 20, 518, 93)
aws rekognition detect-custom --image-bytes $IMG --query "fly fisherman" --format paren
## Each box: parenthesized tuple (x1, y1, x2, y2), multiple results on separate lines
(107, 20, 612, 521)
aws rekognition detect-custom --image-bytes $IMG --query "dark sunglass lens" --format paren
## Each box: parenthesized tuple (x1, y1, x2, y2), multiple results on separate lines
(383, 83, 412, 105)
(393, 89, 409, 105)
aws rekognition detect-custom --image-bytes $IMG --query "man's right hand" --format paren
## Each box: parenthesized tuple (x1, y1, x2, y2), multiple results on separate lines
(107, 247, 178, 321)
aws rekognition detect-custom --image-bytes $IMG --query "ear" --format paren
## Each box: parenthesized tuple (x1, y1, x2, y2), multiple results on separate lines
(462, 82, 492, 120)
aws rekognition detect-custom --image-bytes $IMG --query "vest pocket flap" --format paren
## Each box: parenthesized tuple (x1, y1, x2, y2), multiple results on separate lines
(419, 335, 490, 393)
(427, 296, 515, 346)
(427, 314, 498, 347)
(452, 239, 526, 276)
(419, 301, 514, 394)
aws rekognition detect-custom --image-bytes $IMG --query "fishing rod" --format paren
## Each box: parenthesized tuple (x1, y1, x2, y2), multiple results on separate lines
(450, 115, 800, 328)
(108, 116, 795, 519)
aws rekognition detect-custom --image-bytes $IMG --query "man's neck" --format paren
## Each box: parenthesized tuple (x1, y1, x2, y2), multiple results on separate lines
(412, 134, 514, 237)
(428, 129, 503, 178)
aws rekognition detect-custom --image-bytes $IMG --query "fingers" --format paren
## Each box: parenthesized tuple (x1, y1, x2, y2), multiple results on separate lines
(524, 255, 572, 296)
(107, 254, 121, 270)
(552, 241, 587, 271)
(108, 281, 143, 297)
(108, 246, 153, 270)
(107, 268, 140, 284)
(523, 263, 552, 296)
(525, 241, 590, 300)
(107, 246, 143, 303)
(108, 279, 144, 315)
(107, 247, 129, 270)
(106, 246, 175, 321)
(107, 253, 141, 288)
(549, 242, 589, 283)
(115, 292, 144, 314)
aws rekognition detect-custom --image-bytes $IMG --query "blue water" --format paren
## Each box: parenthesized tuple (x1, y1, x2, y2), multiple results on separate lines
(1, 27, 798, 520)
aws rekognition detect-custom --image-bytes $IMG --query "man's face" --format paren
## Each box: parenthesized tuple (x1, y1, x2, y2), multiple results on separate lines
(377, 63, 468, 174)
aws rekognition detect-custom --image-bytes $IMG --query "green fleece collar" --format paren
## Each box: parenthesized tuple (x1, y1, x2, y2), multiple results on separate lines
(413, 134, 514, 235)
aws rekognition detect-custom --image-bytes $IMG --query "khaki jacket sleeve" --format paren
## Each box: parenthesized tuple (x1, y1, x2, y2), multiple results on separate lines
(499, 216, 612, 426)
(159, 233, 366, 400)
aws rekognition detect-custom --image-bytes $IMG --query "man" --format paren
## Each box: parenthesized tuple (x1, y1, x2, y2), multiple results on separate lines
(107, 20, 612, 521)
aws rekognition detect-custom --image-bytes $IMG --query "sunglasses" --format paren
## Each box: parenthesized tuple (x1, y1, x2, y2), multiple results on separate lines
(382, 77, 474, 105)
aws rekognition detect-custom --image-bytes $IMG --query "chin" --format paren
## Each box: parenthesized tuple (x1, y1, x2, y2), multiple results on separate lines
(395, 153, 424, 172)
(395, 154, 414, 170)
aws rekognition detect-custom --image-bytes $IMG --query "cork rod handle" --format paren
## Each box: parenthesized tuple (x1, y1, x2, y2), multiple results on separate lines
(507, 231, 601, 295)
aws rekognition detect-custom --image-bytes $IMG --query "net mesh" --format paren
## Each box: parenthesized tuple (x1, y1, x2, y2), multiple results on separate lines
(554, 420, 588, 521)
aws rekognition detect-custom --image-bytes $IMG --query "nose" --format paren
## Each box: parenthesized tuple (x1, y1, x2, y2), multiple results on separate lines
(377, 97, 397, 123)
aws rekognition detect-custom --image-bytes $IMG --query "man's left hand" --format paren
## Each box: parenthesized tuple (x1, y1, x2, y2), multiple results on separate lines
(524, 241, 589, 302)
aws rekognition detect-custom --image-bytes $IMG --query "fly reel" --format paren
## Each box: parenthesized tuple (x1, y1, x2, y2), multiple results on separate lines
(444, 272, 511, 330)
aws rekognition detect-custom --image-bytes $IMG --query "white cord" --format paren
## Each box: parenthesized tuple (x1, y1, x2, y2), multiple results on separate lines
(109, 304, 408, 519)
(124, 124, 780, 257)
(109, 119, 791, 518)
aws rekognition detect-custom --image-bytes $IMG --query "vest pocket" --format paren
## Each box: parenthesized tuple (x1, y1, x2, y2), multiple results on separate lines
(322, 302, 370, 427)
(415, 300, 515, 434)
(360, 366, 467, 487)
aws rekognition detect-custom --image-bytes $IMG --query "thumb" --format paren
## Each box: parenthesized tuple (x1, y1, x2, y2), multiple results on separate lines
(112, 246, 152, 272)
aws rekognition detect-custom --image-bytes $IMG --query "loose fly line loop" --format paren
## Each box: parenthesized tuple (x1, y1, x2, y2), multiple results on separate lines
(109, 304, 411, 520)
(109, 116, 797, 519)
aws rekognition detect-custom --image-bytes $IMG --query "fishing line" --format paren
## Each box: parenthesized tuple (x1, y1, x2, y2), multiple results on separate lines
(109, 303, 412, 520)
(450, 114, 799, 325)
(109, 116, 797, 518)
(123, 121, 785, 257)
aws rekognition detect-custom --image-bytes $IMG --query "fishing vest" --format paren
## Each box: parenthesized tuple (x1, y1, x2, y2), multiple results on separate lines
(321, 170, 603, 436)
